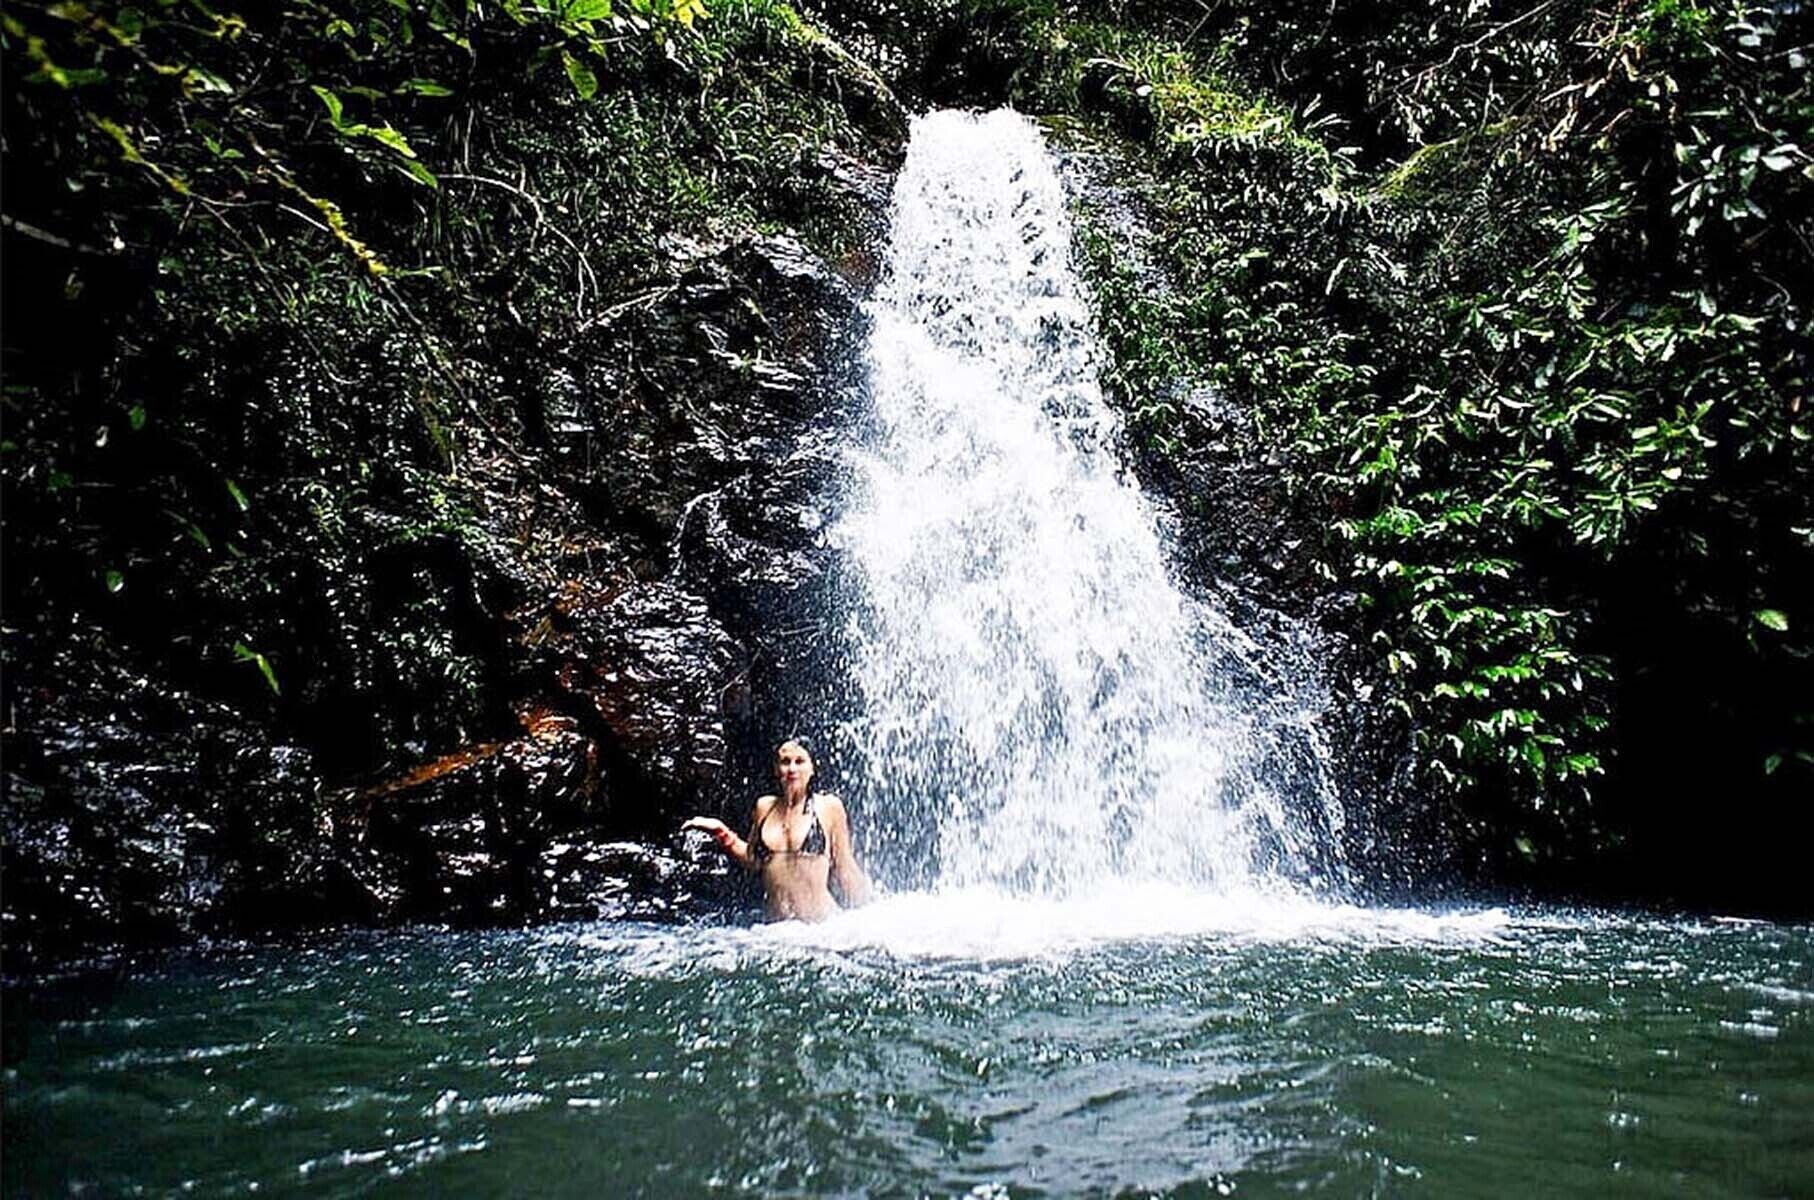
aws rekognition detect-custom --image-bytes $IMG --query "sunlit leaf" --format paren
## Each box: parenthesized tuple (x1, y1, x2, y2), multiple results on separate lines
(562, 49, 597, 100)
(1753, 608, 1789, 632)
(232, 642, 281, 696)
(311, 85, 346, 127)
(365, 124, 420, 159)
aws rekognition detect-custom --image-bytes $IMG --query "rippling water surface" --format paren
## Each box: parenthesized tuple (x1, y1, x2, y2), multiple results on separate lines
(7, 897, 1811, 1197)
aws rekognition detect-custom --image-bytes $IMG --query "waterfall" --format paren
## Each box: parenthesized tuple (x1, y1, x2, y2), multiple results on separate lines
(833, 110, 1343, 899)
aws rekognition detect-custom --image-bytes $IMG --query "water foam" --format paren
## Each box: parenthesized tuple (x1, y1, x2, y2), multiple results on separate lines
(754, 889, 1514, 961)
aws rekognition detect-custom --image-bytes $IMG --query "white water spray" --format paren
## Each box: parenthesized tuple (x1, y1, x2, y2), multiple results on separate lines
(833, 110, 1344, 901)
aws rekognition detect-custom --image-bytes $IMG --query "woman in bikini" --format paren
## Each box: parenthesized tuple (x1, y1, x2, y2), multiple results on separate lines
(682, 738, 872, 921)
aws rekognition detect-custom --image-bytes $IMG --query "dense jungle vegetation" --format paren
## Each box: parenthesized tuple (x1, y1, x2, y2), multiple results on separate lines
(3, 0, 1810, 953)
(3, 0, 889, 770)
(955, 0, 1814, 910)
(781, 0, 1813, 911)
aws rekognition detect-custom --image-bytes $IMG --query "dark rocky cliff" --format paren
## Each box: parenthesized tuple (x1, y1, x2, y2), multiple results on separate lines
(2, 3, 906, 969)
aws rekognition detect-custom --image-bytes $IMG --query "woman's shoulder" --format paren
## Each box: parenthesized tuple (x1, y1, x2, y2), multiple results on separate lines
(753, 793, 779, 818)
(813, 792, 848, 817)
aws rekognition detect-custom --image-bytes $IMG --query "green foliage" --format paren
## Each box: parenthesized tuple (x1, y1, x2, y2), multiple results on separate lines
(2, 0, 890, 775)
(872, 0, 1814, 875)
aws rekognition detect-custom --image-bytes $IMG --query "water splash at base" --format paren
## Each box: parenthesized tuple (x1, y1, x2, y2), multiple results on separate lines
(749, 890, 1512, 962)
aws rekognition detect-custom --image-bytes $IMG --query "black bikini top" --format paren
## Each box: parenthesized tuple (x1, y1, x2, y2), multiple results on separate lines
(751, 795, 828, 864)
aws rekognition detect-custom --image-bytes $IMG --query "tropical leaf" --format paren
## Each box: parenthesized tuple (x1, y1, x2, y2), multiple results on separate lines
(562, 49, 597, 100)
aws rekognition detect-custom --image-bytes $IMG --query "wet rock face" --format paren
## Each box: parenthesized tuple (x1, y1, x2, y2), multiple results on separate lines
(354, 224, 883, 926)
(0, 630, 761, 971)
(1, 224, 887, 967)
(542, 839, 753, 922)
(0, 636, 367, 972)
(546, 233, 868, 566)
(533, 233, 875, 812)
(677, 451, 847, 626)
(345, 706, 594, 924)
(549, 582, 746, 807)
(316, 706, 743, 929)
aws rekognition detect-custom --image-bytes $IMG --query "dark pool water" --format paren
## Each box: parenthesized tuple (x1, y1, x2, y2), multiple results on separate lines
(6, 890, 1811, 1197)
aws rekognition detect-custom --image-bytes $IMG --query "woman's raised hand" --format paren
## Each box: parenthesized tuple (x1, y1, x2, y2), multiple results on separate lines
(682, 816, 739, 855)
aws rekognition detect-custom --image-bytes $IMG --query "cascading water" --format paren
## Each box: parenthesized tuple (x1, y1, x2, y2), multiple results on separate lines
(834, 110, 1345, 900)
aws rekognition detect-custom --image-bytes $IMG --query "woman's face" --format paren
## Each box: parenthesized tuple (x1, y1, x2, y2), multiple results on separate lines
(775, 742, 815, 793)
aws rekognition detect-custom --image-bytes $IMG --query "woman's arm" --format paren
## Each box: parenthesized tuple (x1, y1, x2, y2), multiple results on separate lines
(819, 795, 873, 906)
(682, 797, 771, 870)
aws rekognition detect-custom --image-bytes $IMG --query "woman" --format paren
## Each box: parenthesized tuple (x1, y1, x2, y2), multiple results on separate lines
(683, 738, 872, 921)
